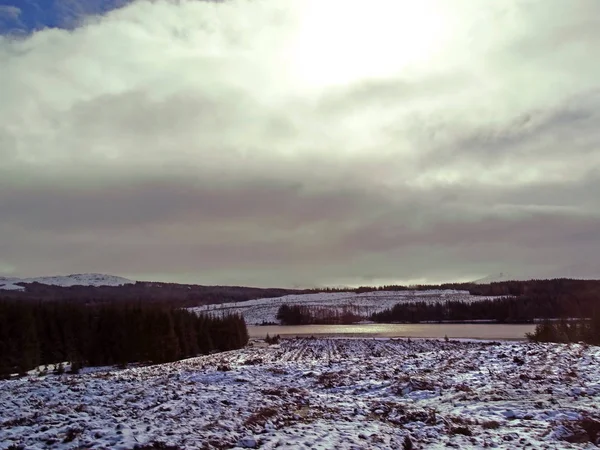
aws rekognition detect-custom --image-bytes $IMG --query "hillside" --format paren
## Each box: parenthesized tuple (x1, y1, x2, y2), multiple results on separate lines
(0, 275, 305, 307)
(1, 338, 599, 449)
(191, 289, 505, 325)
(0, 273, 134, 291)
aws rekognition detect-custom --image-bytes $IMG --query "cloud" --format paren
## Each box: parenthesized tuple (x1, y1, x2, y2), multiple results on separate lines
(0, 0, 599, 286)
(0, 5, 23, 34)
(0, 6, 21, 19)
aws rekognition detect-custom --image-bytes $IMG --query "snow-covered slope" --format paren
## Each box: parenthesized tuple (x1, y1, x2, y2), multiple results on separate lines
(191, 290, 505, 325)
(0, 273, 134, 291)
(1, 339, 599, 449)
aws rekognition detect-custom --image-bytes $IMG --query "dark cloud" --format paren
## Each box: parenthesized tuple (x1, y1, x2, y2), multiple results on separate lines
(0, 175, 388, 232)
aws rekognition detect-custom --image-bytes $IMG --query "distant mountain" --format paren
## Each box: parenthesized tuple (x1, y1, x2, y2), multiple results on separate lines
(0, 273, 134, 291)
(472, 272, 525, 284)
(0, 276, 304, 306)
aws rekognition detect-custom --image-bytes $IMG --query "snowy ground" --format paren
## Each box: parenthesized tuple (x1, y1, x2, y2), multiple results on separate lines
(2, 338, 600, 449)
(191, 290, 505, 325)
(0, 273, 134, 291)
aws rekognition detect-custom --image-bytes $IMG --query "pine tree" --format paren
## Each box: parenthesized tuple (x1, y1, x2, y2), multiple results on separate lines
(16, 308, 40, 375)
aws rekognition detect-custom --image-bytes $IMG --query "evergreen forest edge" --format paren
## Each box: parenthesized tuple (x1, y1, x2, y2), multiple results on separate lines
(0, 301, 248, 377)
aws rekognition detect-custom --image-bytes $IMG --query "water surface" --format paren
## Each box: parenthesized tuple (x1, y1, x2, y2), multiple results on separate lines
(248, 323, 536, 340)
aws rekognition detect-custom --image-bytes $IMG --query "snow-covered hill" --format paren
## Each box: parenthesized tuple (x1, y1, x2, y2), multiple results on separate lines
(191, 289, 505, 325)
(0, 273, 134, 291)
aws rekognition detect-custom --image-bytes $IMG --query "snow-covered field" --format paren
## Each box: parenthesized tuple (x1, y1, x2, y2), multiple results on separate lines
(191, 290, 505, 325)
(0, 273, 134, 291)
(2, 338, 599, 449)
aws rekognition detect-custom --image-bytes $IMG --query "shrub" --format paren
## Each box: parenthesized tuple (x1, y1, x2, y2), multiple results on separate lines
(481, 420, 501, 430)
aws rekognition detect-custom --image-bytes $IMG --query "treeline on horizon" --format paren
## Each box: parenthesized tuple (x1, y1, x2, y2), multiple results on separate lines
(0, 282, 304, 308)
(371, 296, 600, 323)
(2, 277, 599, 309)
(276, 279, 600, 328)
(0, 300, 248, 377)
(372, 279, 600, 323)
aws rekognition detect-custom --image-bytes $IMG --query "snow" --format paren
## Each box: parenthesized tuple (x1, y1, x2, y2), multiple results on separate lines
(191, 290, 506, 325)
(0, 273, 134, 291)
(0, 282, 25, 291)
(2, 338, 599, 449)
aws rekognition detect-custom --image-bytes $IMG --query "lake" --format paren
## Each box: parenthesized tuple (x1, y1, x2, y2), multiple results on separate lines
(248, 323, 536, 340)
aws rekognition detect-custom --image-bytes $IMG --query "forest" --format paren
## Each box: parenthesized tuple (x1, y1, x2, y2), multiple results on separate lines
(372, 279, 600, 323)
(527, 317, 600, 345)
(276, 304, 364, 325)
(277, 281, 600, 326)
(0, 300, 248, 377)
(0, 281, 303, 307)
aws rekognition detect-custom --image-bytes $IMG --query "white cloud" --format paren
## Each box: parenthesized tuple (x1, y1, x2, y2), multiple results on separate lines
(1, 0, 599, 284)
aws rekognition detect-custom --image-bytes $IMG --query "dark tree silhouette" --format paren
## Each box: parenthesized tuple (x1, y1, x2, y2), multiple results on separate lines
(0, 300, 248, 377)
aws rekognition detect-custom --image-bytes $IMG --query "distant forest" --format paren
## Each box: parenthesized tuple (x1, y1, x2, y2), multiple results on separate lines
(0, 300, 248, 377)
(0, 281, 304, 307)
(274, 279, 600, 325)
(372, 279, 600, 323)
(4, 277, 596, 309)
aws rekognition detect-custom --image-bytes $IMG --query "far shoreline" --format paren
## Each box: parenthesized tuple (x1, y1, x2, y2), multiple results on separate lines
(247, 323, 536, 341)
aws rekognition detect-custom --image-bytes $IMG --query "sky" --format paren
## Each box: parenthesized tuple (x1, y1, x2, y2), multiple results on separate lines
(0, 0, 599, 287)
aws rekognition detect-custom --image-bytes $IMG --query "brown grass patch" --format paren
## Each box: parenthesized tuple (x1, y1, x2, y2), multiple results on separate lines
(244, 407, 279, 428)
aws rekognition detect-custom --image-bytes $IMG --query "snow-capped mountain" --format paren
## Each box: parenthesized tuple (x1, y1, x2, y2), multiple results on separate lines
(0, 273, 134, 291)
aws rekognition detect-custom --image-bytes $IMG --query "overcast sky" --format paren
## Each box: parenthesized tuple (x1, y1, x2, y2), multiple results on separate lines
(1, 0, 599, 287)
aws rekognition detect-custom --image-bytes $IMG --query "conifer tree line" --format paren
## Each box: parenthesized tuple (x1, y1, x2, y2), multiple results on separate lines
(371, 292, 600, 324)
(277, 279, 600, 326)
(277, 295, 600, 327)
(526, 316, 600, 345)
(370, 294, 600, 345)
(0, 300, 248, 377)
(276, 304, 364, 325)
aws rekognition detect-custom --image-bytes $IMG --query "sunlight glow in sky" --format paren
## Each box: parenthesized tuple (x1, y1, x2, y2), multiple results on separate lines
(289, 1, 450, 88)
(0, 1, 599, 287)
